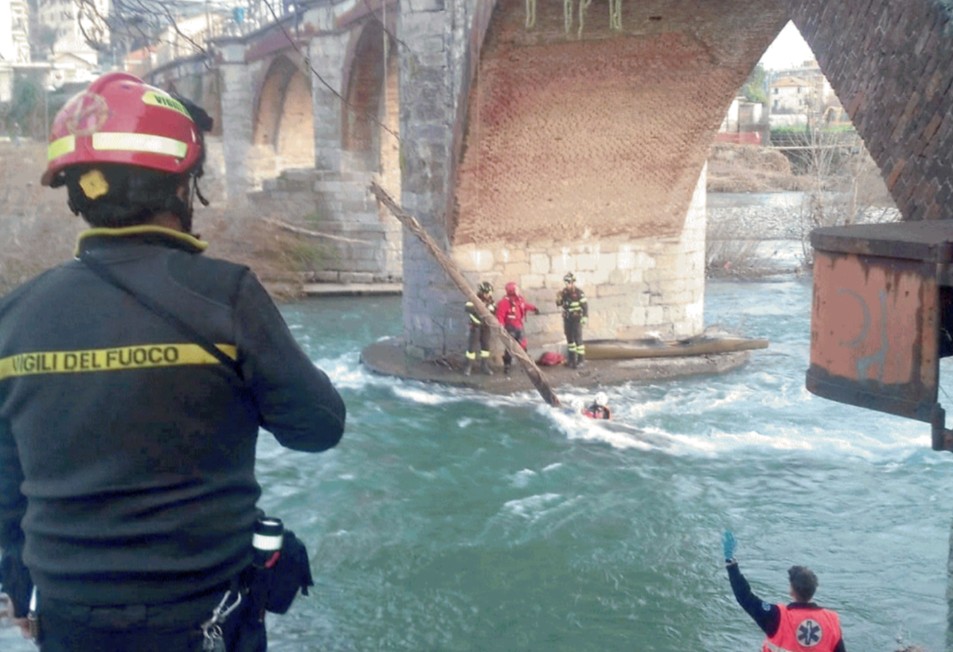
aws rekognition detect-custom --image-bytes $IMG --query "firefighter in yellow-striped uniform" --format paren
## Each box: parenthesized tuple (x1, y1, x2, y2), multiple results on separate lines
(463, 281, 495, 376)
(556, 272, 588, 368)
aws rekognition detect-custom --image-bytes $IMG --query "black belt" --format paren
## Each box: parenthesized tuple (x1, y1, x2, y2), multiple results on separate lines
(39, 580, 235, 630)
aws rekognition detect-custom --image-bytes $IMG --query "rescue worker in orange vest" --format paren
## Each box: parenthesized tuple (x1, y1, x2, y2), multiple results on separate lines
(463, 281, 495, 376)
(723, 532, 845, 652)
(495, 282, 539, 376)
(555, 272, 588, 368)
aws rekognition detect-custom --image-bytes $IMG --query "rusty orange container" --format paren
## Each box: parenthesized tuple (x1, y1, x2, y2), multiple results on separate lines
(808, 220, 953, 450)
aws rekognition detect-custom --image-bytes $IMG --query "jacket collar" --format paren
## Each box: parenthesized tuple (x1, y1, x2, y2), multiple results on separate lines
(75, 226, 209, 257)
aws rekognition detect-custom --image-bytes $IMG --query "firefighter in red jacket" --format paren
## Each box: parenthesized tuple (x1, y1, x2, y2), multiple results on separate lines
(723, 532, 845, 652)
(464, 281, 495, 376)
(495, 282, 539, 376)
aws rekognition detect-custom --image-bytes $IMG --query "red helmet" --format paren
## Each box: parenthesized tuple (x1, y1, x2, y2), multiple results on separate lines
(505, 282, 518, 296)
(41, 72, 204, 186)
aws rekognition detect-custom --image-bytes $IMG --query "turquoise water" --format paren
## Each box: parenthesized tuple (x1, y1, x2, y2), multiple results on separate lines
(4, 278, 951, 651)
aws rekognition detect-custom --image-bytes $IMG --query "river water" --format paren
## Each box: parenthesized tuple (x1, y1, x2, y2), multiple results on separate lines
(4, 277, 951, 651)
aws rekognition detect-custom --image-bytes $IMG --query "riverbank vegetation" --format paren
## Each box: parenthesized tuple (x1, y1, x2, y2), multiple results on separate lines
(705, 131, 898, 279)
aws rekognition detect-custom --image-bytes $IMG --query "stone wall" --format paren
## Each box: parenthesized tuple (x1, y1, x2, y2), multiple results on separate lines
(450, 168, 707, 358)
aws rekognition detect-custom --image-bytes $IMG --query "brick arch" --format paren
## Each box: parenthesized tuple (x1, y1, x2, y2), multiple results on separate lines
(783, 0, 953, 222)
(452, 0, 789, 246)
(252, 54, 314, 176)
(341, 21, 399, 171)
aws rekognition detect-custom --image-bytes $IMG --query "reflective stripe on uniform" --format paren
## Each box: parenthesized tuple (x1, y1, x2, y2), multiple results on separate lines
(0, 343, 238, 381)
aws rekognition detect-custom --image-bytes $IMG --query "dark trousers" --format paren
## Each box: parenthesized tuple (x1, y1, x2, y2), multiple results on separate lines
(502, 325, 526, 368)
(466, 324, 491, 358)
(563, 316, 583, 350)
(36, 587, 266, 652)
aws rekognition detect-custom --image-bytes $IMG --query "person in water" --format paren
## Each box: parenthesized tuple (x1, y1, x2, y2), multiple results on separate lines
(582, 392, 611, 419)
(723, 531, 845, 652)
(0, 72, 346, 651)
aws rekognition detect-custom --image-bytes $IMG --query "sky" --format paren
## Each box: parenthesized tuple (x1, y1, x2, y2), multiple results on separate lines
(759, 21, 815, 70)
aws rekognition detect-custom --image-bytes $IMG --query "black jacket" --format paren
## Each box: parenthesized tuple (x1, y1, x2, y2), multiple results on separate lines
(0, 226, 345, 608)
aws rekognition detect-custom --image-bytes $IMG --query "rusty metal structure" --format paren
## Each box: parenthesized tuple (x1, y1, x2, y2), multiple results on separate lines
(808, 221, 953, 451)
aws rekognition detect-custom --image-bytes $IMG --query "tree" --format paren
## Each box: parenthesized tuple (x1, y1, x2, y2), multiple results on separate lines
(741, 63, 768, 105)
(792, 125, 897, 265)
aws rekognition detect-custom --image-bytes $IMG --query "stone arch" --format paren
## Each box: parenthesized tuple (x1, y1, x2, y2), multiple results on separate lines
(252, 54, 314, 180)
(453, 0, 788, 247)
(420, 0, 791, 357)
(342, 20, 400, 187)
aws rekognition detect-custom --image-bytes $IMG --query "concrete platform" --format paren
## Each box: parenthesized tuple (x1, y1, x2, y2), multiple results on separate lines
(360, 337, 752, 395)
(302, 283, 402, 296)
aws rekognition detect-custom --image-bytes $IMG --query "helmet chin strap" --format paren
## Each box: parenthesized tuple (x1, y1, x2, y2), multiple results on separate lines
(171, 174, 209, 234)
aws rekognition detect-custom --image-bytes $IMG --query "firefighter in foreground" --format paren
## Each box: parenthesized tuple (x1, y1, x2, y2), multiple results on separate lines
(556, 272, 588, 368)
(722, 531, 845, 652)
(495, 282, 539, 376)
(463, 281, 495, 376)
(0, 72, 346, 651)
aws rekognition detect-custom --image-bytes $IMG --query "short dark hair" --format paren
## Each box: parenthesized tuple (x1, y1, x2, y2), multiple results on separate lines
(788, 565, 818, 602)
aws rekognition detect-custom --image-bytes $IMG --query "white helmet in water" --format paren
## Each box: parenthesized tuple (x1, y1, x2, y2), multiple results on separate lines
(594, 392, 608, 407)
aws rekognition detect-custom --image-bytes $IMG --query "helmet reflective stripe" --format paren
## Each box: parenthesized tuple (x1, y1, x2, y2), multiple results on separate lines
(47, 133, 190, 164)
(47, 135, 76, 162)
(92, 132, 190, 159)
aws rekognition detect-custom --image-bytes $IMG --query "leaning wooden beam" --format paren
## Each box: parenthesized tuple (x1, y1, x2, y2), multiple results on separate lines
(263, 218, 371, 245)
(370, 181, 561, 408)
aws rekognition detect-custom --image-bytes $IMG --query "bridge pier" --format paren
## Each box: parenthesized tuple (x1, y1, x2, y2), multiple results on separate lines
(216, 38, 255, 208)
(397, 0, 468, 358)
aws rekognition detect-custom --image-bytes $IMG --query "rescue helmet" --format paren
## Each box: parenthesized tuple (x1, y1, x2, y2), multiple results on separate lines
(42, 72, 207, 187)
(594, 392, 608, 407)
(505, 281, 518, 296)
(478, 281, 493, 294)
(564, 272, 576, 284)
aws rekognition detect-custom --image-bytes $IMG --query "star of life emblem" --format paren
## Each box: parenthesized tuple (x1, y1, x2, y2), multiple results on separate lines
(796, 618, 823, 647)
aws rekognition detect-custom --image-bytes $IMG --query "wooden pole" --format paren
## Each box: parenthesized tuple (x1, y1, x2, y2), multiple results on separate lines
(370, 181, 561, 408)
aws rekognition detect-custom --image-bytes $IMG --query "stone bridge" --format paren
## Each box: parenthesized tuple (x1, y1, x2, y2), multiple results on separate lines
(146, 0, 953, 362)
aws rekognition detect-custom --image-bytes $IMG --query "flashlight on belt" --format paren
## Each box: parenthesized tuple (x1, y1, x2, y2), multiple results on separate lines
(252, 516, 283, 569)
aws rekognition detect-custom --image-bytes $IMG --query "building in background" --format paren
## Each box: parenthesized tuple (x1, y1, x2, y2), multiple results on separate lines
(0, 0, 31, 102)
(717, 96, 766, 145)
(36, 0, 109, 87)
(767, 60, 846, 129)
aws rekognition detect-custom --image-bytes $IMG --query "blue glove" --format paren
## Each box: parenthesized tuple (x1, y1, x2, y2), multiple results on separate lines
(722, 530, 736, 561)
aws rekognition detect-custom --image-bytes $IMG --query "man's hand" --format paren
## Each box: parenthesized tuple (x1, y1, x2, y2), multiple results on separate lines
(581, 316, 588, 325)
(722, 530, 737, 562)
